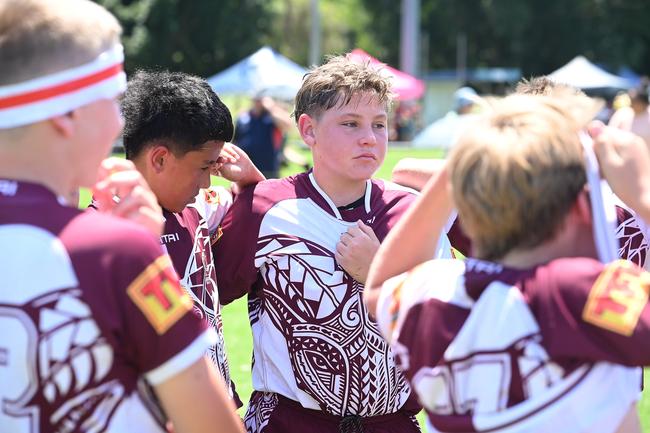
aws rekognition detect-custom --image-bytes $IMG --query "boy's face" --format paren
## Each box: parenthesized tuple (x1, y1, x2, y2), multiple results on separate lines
(156, 140, 224, 212)
(305, 91, 388, 186)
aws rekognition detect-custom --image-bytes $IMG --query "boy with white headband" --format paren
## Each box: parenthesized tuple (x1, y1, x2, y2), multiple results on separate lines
(365, 94, 650, 433)
(0, 1, 244, 432)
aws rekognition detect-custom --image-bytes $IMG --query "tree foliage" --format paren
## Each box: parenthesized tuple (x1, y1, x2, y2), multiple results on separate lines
(361, 0, 650, 76)
(95, 0, 274, 76)
(96, 0, 650, 77)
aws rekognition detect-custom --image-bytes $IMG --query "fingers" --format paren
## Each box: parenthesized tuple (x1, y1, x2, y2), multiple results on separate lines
(356, 220, 378, 240)
(93, 169, 148, 206)
(587, 120, 605, 139)
(107, 184, 164, 236)
(96, 157, 136, 183)
(220, 143, 240, 163)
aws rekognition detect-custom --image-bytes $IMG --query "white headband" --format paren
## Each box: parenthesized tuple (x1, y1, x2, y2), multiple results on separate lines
(580, 132, 619, 263)
(0, 44, 126, 129)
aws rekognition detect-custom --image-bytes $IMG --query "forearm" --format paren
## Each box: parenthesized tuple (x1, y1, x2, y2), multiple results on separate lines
(233, 166, 265, 192)
(266, 105, 293, 133)
(156, 357, 244, 433)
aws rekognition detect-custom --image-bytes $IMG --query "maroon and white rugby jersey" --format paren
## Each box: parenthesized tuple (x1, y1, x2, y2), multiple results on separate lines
(214, 171, 454, 425)
(376, 257, 650, 433)
(0, 180, 212, 433)
(160, 186, 239, 405)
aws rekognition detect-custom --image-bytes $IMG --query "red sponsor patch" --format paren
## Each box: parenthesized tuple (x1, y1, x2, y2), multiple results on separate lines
(582, 260, 650, 336)
(127, 255, 193, 334)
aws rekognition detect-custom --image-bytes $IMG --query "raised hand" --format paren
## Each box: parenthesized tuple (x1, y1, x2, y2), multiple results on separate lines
(92, 157, 164, 236)
(590, 121, 650, 222)
(212, 142, 265, 189)
(335, 220, 380, 284)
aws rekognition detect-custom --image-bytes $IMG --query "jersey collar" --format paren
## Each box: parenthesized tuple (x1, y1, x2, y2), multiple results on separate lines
(308, 172, 372, 220)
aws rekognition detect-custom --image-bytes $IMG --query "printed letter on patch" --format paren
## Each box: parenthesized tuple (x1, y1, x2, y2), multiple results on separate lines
(583, 260, 650, 336)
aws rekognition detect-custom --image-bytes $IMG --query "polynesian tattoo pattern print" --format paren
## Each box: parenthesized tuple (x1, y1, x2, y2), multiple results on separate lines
(244, 392, 279, 433)
(0, 288, 123, 432)
(254, 234, 410, 417)
(180, 219, 231, 394)
(616, 213, 648, 267)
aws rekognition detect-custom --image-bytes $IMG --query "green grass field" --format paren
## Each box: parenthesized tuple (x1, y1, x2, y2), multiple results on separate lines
(85, 146, 650, 430)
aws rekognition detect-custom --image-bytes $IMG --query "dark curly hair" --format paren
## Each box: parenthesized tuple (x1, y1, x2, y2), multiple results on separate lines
(121, 70, 234, 159)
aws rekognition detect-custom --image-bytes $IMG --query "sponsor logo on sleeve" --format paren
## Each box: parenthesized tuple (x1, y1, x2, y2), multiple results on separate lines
(387, 280, 404, 335)
(127, 255, 193, 334)
(203, 187, 222, 205)
(210, 226, 223, 246)
(583, 260, 650, 336)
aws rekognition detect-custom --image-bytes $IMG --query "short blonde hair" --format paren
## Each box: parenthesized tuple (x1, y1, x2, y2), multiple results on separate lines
(449, 94, 596, 260)
(0, 0, 121, 85)
(293, 54, 394, 122)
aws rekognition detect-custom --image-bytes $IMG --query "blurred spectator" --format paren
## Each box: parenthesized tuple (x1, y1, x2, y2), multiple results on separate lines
(452, 86, 482, 115)
(233, 93, 292, 178)
(609, 85, 650, 147)
(411, 86, 483, 149)
(394, 100, 420, 141)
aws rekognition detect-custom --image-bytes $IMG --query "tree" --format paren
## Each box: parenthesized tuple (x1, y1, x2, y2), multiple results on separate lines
(360, 0, 650, 76)
(95, 0, 275, 76)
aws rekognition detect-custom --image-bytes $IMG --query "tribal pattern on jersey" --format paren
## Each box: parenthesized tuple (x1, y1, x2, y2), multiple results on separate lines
(1, 288, 122, 433)
(254, 234, 410, 417)
(244, 391, 279, 433)
(179, 217, 231, 395)
(616, 211, 648, 267)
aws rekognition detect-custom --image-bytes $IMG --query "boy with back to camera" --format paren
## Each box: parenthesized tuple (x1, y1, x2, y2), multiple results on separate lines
(392, 76, 650, 267)
(214, 54, 455, 432)
(365, 93, 650, 433)
(0, 1, 244, 432)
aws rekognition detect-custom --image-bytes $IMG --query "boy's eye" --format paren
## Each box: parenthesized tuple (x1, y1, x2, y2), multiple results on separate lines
(342, 121, 357, 127)
(374, 123, 386, 129)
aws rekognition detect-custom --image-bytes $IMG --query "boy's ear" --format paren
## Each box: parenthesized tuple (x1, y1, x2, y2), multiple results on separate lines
(574, 189, 593, 224)
(49, 111, 76, 138)
(149, 145, 171, 173)
(297, 113, 316, 148)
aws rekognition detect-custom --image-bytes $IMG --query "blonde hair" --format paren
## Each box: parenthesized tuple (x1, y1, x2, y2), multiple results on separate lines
(0, 0, 121, 85)
(449, 94, 597, 260)
(293, 54, 394, 122)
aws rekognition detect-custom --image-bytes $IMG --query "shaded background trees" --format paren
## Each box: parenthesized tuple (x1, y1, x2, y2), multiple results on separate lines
(95, 0, 650, 77)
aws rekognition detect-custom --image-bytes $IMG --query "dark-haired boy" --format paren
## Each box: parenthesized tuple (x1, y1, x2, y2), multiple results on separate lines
(117, 70, 265, 407)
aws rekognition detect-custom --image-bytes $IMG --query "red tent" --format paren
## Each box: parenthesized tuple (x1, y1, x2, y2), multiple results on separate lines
(348, 49, 425, 100)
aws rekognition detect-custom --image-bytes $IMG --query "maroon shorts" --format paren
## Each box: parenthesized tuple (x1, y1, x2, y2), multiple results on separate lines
(244, 391, 421, 433)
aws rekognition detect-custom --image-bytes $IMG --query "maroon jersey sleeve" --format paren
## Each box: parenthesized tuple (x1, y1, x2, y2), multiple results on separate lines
(532, 258, 650, 366)
(212, 184, 266, 304)
(63, 211, 209, 376)
(447, 216, 472, 256)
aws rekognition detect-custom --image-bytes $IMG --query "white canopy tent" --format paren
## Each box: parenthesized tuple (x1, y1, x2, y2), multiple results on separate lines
(548, 56, 632, 89)
(207, 46, 308, 101)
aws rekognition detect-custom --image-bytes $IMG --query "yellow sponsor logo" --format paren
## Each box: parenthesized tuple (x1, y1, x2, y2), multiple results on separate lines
(127, 255, 193, 334)
(203, 187, 222, 205)
(583, 260, 650, 336)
